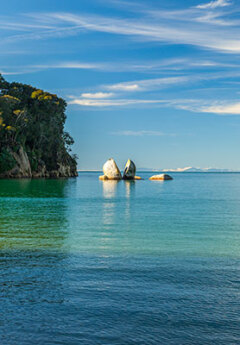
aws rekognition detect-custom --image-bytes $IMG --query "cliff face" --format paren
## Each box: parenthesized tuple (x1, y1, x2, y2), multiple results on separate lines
(0, 75, 78, 178)
(0, 146, 77, 178)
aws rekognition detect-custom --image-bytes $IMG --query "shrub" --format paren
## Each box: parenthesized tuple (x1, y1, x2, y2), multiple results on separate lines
(0, 148, 16, 173)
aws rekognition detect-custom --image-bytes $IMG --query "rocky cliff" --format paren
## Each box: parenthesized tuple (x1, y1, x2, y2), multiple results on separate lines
(0, 146, 78, 178)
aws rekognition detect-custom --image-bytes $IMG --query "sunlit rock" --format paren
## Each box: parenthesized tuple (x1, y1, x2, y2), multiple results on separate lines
(149, 174, 173, 181)
(99, 175, 108, 180)
(102, 158, 122, 180)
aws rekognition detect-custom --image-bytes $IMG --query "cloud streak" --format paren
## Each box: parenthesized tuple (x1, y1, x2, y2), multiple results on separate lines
(68, 95, 240, 116)
(201, 102, 240, 114)
(175, 99, 240, 115)
(40, 11, 240, 52)
(68, 98, 167, 107)
(106, 76, 190, 92)
(81, 92, 114, 99)
(196, 0, 231, 9)
(2, 57, 240, 77)
(1, 8, 240, 53)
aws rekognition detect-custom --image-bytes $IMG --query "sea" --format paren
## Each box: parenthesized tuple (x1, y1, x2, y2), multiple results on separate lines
(0, 172, 240, 344)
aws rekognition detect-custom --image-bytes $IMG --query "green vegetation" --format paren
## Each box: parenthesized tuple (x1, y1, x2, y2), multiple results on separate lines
(0, 74, 77, 177)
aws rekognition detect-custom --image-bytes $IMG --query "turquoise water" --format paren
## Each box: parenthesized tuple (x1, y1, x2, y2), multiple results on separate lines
(0, 173, 240, 344)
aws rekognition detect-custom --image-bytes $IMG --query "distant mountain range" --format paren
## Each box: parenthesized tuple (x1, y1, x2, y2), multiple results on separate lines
(162, 167, 235, 172)
(78, 166, 238, 173)
(138, 166, 237, 172)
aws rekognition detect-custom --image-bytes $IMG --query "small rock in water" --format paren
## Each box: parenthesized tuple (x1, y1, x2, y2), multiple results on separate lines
(102, 158, 122, 180)
(149, 174, 173, 181)
(99, 175, 108, 180)
(123, 159, 136, 180)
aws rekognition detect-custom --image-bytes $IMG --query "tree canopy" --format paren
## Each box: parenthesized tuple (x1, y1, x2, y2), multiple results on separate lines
(0, 74, 77, 175)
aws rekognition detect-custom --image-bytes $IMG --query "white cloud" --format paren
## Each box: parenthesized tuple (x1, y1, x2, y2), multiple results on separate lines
(196, 0, 231, 9)
(111, 130, 175, 136)
(106, 76, 190, 92)
(201, 102, 240, 114)
(81, 92, 114, 98)
(108, 84, 140, 91)
(68, 98, 166, 107)
(67, 94, 240, 114)
(0, 70, 26, 76)
(175, 99, 240, 115)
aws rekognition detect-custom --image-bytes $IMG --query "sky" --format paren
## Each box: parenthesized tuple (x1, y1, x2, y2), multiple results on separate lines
(1, 0, 240, 170)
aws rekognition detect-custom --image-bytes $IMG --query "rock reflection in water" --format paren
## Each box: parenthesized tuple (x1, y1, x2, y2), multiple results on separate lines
(124, 180, 135, 221)
(101, 180, 119, 226)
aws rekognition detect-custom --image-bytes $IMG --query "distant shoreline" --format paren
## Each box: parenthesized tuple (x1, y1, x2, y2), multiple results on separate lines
(78, 170, 240, 173)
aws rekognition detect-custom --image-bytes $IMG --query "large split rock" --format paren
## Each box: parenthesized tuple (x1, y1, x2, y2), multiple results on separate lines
(123, 159, 136, 180)
(102, 158, 122, 180)
(149, 174, 173, 181)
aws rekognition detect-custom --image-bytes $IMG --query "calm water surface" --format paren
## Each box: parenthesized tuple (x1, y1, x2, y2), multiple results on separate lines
(0, 172, 240, 344)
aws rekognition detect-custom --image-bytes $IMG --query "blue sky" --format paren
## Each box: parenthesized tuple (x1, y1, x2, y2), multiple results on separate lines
(1, 0, 240, 170)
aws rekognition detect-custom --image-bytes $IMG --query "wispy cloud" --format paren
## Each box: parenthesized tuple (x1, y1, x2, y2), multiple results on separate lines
(34, 62, 102, 69)
(196, 0, 232, 10)
(108, 83, 140, 91)
(176, 99, 240, 115)
(68, 98, 166, 107)
(1, 57, 239, 76)
(201, 102, 240, 114)
(148, 5, 237, 27)
(111, 130, 175, 136)
(1, 6, 240, 53)
(106, 76, 190, 92)
(0, 62, 103, 76)
(45, 12, 240, 52)
(68, 94, 240, 115)
(194, 12, 235, 26)
(100, 70, 240, 94)
(81, 92, 114, 99)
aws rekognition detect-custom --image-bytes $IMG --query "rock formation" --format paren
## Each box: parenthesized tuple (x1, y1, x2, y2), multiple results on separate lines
(99, 158, 143, 181)
(149, 174, 173, 181)
(0, 146, 78, 178)
(134, 176, 142, 180)
(101, 158, 122, 180)
(123, 159, 136, 180)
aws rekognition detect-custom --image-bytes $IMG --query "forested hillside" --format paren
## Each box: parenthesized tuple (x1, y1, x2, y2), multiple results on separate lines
(0, 75, 77, 178)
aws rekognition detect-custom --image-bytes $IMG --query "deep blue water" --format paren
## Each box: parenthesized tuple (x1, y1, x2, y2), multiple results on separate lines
(0, 172, 240, 344)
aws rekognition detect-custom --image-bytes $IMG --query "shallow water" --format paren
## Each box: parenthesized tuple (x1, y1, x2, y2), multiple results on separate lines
(0, 173, 240, 344)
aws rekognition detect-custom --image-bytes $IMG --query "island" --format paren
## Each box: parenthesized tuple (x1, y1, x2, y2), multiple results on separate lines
(0, 74, 77, 178)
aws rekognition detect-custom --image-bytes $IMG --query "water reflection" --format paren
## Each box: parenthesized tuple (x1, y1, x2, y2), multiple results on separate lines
(101, 180, 119, 227)
(0, 179, 70, 198)
(101, 180, 136, 227)
(0, 179, 69, 251)
(124, 181, 135, 221)
(102, 180, 119, 199)
(124, 180, 135, 199)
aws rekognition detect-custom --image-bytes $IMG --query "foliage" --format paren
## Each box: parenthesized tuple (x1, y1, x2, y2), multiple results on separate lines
(0, 74, 77, 173)
(0, 147, 16, 173)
